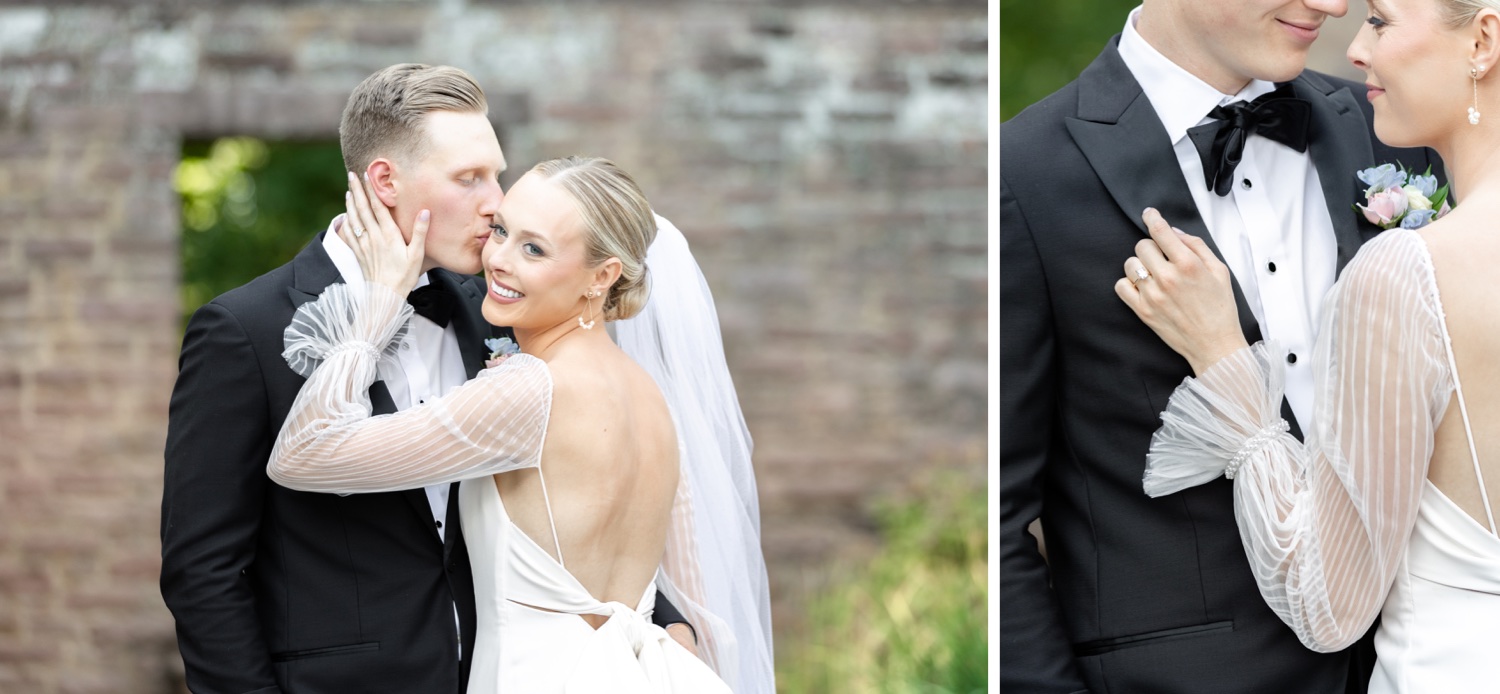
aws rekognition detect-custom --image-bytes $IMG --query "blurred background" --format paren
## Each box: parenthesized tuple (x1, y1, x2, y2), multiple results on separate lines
(1001, 1, 1366, 120)
(0, 1, 986, 692)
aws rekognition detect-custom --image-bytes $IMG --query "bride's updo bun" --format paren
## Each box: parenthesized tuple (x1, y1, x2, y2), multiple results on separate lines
(530, 157, 656, 321)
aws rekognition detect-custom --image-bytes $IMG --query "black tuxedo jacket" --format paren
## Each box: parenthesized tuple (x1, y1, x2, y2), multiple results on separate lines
(999, 38, 1440, 694)
(161, 234, 494, 693)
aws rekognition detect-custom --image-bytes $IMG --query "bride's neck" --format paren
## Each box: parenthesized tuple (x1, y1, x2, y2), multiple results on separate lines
(514, 320, 609, 361)
(1434, 127, 1500, 204)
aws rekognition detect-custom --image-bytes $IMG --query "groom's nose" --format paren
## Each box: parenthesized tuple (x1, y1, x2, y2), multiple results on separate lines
(479, 179, 504, 216)
(1303, 0, 1347, 18)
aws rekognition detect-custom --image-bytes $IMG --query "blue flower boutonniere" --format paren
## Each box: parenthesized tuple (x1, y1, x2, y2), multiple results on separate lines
(485, 337, 520, 365)
(1355, 163, 1451, 230)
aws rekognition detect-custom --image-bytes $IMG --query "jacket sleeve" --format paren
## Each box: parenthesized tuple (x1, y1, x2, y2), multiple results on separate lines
(160, 301, 284, 694)
(1000, 177, 1091, 693)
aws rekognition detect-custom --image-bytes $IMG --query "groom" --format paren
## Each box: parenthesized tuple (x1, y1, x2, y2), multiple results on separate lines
(161, 64, 692, 693)
(1000, 2, 1439, 693)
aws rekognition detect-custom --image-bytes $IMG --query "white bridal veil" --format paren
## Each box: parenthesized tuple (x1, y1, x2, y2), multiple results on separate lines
(615, 215, 776, 693)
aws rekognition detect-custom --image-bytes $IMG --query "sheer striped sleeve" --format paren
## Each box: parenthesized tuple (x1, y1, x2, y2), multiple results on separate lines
(267, 283, 553, 495)
(1141, 229, 1453, 651)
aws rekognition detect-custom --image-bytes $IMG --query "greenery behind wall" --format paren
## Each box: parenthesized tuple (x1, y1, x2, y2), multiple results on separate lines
(175, 138, 347, 326)
(1000, 0, 1142, 120)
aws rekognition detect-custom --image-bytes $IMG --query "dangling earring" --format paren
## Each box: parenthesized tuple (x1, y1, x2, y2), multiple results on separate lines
(578, 290, 597, 330)
(1470, 67, 1484, 125)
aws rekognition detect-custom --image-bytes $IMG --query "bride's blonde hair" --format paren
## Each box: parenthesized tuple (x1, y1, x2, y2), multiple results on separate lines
(1440, 0, 1500, 26)
(530, 157, 656, 322)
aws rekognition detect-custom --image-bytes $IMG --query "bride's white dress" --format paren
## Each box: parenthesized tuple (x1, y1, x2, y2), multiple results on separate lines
(462, 474, 725, 693)
(1142, 228, 1500, 693)
(264, 281, 732, 693)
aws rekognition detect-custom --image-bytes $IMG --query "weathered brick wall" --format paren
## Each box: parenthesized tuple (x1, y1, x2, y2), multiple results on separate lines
(0, 2, 986, 691)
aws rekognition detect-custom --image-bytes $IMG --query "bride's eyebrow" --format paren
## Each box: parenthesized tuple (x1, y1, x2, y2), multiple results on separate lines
(515, 229, 549, 245)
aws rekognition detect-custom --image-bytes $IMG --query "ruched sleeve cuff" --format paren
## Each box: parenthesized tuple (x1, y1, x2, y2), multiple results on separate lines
(1143, 341, 1289, 497)
(281, 282, 413, 378)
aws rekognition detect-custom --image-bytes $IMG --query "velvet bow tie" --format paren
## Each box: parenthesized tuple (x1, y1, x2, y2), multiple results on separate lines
(1187, 85, 1312, 197)
(407, 281, 455, 328)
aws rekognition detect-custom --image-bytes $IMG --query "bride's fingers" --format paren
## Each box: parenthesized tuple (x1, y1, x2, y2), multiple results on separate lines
(1142, 207, 1196, 266)
(1134, 237, 1168, 277)
(347, 171, 382, 245)
(409, 209, 430, 256)
(1114, 276, 1145, 314)
(341, 191, 366, 246)
(362, 172, 404, 244)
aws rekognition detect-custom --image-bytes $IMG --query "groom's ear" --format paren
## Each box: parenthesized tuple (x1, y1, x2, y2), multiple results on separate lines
(1472, 9, 1500, 75)
(365, 158, 400, 208)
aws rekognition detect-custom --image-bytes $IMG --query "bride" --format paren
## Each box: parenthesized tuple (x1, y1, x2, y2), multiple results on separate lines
(1118, 0, 1500, 690)
(265, 156, 773, 692)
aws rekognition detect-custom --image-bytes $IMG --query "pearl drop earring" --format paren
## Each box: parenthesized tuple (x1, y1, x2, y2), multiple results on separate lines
(1470, 67, 1484, 125)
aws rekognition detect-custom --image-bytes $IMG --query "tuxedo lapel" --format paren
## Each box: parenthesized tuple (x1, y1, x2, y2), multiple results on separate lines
(1064, 38, 1261, 343)
(1294, 73, 1378, 275)
(287, 230, 343, 310)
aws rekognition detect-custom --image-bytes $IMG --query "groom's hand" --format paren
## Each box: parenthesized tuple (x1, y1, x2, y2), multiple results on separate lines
(1115, 207, 1248, 375)
(666, 623, 699, 658)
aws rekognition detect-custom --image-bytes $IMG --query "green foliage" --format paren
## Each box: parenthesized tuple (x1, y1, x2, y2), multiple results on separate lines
(1000, 0, 1141, 120)
(176, 137, 347, 325)
(776, 472, 988, 693)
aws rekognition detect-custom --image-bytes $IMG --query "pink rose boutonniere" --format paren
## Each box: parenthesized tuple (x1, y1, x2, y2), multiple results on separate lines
(1355, 163, 1451, 230)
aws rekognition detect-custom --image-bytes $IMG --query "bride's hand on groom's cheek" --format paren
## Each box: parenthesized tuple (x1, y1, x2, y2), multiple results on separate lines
(1115, 207, 1248, 376)
(339, 170, 428, 295)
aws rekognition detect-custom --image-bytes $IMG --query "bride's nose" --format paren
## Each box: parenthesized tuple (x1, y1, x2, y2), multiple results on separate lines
(1348, 24, 1372, 71)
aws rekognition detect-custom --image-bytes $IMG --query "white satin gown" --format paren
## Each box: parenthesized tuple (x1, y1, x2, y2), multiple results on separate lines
(1142, 229, 1500, 692)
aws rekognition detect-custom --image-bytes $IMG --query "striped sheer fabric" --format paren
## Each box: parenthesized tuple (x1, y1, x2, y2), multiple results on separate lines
(1142, 229, 1455, 652)
(268, 282, 553, 493)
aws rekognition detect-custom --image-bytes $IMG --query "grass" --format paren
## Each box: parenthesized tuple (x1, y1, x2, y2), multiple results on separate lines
(776, 471, 988, 693)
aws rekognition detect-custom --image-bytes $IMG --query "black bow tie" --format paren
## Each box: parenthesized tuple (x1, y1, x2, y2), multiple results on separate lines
(406, 280, 455, 328)
(1187, 84, 1311, 197)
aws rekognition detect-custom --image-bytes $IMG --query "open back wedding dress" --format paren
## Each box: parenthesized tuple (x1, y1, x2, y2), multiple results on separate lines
(1141, 229, 1500, 693)
(266, 218, 773, 693)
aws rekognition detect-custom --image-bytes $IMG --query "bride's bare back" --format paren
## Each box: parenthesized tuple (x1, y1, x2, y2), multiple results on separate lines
(495, 336, 679, 614)
(1420, 216, 1500, 530)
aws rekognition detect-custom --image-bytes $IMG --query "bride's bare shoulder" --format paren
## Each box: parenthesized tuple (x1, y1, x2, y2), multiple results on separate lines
(1416, 205, 1500, 273)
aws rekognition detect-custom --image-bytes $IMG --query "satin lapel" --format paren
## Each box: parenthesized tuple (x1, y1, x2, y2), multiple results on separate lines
(1064, 39, 1262, 343)
(286, 230, 343, 309)
(433, 270, 491, 380)
(1294, 76, 1377, 275)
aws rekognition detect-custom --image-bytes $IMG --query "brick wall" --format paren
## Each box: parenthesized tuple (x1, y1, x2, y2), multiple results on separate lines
(0, 2, 986, 690)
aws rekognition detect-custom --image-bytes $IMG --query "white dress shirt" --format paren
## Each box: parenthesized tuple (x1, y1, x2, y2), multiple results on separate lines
(322, 214, 470, 539)
(1119, 7, 1337, 427)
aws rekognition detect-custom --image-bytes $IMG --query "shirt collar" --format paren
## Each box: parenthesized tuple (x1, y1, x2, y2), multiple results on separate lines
(1117, 6, 1278, 145)
(322, 214, 431, 293)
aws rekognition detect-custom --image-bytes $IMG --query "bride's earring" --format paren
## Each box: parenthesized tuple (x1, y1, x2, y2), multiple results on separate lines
(578, 290, 597, 330)
(1471, 67, 1484, 125)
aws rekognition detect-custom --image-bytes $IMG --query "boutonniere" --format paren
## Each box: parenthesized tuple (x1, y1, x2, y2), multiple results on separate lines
(1355, 163, 1451, 230)
(484, 337, 520, 369)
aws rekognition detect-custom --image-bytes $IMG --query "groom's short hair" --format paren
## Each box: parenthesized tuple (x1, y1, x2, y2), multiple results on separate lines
(339, 63, 488, 174)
